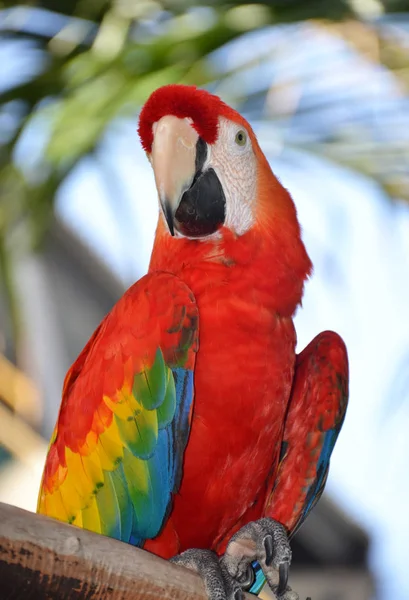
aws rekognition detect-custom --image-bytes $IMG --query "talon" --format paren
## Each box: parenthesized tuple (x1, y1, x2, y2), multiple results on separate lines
(277, 562, 289, 597)
(264, 534, 274, 566)
(223, 518, 296, 599)
(236, 564, 255, 590)
(171, 548, 238, 600)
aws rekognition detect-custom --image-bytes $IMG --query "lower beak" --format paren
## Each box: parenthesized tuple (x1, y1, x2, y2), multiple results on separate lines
(151, 115, 198, 236)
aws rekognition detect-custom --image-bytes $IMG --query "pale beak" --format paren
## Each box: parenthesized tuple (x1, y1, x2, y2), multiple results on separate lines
(151, 115, 198, 236)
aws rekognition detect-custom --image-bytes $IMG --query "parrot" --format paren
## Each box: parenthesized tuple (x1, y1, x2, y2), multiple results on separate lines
(37, 84, 348, 600)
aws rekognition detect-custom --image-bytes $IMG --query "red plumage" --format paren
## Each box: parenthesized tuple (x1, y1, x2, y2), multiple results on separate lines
(39, 85, 348, 580)
(144, 221, 313, 557)
(138, 86, 347, 559)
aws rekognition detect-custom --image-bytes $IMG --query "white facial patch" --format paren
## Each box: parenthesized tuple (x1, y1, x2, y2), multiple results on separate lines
(205, 116, 257, 235)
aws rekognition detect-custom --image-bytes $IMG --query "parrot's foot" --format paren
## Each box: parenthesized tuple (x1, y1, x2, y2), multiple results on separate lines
(171, 548, 244, 600)
(221, 517, 298, 600)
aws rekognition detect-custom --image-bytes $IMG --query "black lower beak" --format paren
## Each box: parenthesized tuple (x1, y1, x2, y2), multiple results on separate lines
(174, 168, 226, 238)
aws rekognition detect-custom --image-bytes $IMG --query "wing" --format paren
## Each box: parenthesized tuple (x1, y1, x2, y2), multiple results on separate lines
(38, 272, 198, 547)
(265, 330, 348, 535)
(249, 331, 348, 595)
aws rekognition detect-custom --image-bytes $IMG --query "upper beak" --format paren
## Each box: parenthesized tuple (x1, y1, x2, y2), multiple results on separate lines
(150, 115, 198, 236)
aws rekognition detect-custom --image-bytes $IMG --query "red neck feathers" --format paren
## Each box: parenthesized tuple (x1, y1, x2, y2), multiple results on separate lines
(149, 188, 312, 318)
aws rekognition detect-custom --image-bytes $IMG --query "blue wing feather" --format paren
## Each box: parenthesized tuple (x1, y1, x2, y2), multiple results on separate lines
(249, 427, 343, 596)
(128, 366, 195, 545)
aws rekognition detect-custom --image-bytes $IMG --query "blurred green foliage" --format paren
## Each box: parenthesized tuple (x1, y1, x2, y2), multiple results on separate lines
(0, 0, 408, 355)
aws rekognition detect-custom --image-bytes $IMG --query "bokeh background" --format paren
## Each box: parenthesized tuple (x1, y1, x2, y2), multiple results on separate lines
(1, 1, 409, 599)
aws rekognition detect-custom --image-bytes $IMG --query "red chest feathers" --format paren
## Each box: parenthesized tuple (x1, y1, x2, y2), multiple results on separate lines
(170, 281, 297, 552)
(147, 224, 310, 555)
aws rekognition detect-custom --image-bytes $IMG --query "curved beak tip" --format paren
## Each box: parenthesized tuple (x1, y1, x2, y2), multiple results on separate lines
(151, 116, 198, 238)
(163, 200, 175, 236)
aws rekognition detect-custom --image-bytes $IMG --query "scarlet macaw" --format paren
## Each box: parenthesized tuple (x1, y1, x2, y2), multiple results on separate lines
(38, 85, 348, 600)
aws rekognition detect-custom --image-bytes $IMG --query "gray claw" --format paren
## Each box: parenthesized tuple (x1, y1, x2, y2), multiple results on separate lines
(277, 562, 289, 596)
(171, 548, 242, 600)
(235, 564, 255, 590)
(264, 534, 274, 566)
(222, 517, 296, 599)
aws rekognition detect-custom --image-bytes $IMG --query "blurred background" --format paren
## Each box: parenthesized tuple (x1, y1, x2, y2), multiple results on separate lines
(0, 1, 408, 599)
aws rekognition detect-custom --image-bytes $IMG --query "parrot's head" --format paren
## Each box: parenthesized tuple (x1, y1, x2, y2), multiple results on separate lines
(139, 85, 312, 312)
(138, 84, 296, 240)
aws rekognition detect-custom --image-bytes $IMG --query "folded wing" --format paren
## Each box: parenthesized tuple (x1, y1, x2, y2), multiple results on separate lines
(267, 330, 348, 536)
(250, 330, 348, 595)
(38, 272, 198, 547)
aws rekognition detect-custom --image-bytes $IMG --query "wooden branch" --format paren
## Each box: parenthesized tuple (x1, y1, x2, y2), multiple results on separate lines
(0, 502, 254, 599)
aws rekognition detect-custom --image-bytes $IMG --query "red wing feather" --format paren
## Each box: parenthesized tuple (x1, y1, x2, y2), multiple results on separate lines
(264, 330, 349, 535)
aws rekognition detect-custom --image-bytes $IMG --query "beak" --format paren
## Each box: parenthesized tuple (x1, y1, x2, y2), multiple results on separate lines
(151, 115, 198, 236)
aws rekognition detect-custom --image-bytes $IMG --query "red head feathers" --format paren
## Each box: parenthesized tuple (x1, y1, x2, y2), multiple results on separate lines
(138, 85, 247, 153)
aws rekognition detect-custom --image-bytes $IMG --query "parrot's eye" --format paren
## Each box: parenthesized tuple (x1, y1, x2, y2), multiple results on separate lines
(235, 130, 247, 146)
